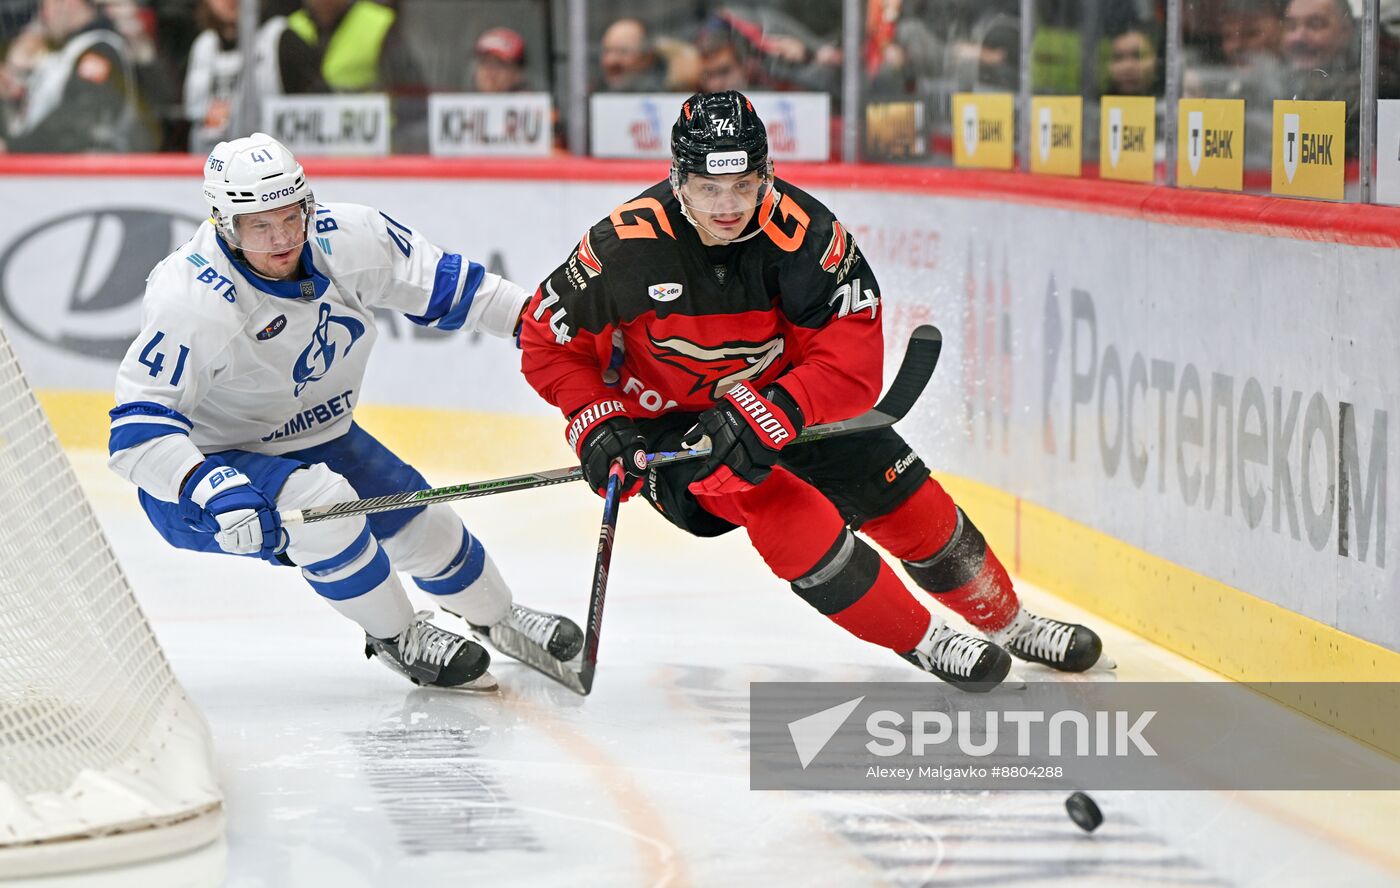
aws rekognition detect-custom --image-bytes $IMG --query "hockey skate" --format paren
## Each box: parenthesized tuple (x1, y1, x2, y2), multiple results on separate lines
(471, 603, 585, 663)
(992, 609, 1104, 673)
(365, 610, 497, 690)
(899, 621, 1013, 693)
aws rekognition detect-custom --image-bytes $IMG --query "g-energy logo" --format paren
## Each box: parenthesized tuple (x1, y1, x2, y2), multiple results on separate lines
(706, 150, 748, 173)
(883, 451, 918, 483)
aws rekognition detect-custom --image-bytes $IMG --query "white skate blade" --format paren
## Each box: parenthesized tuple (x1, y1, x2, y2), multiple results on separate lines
(1001, 669, 1028, 690)
(1096, 655, 1117, 671)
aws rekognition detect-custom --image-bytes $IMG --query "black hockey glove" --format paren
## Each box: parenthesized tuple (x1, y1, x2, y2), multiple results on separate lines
(567, 398, 648, 499)
(683, 382, 804, 495)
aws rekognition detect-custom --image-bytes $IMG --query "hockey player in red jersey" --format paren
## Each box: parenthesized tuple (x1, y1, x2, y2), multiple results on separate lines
(519, 91, 1105, 691)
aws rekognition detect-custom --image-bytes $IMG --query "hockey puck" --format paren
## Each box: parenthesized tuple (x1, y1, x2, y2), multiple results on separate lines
(1064, 791, 1103, 832)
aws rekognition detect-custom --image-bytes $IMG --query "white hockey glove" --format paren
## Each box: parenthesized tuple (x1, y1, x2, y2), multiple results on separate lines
(180, 461, 286, 557)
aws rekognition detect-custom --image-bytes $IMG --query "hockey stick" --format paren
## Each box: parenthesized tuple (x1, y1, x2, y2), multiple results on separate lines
(480, 459, 623, 695)
(486, 326, 941, 696)
(281, 324, 942, 526)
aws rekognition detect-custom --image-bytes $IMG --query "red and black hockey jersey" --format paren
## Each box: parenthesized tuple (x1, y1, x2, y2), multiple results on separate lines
(519, 177, 883, 426)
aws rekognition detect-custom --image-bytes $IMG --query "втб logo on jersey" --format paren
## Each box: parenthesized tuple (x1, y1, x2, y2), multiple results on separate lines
(293, 302, 364, 395)
(649, 335, 785, 398)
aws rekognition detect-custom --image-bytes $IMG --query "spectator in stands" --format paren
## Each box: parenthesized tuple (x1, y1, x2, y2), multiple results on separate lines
(1209, 0, 1288, 147)
(263, 11, 325, 96)
(1105, 21, 1161, 96)
(183, 0, 240, 153)
(598, 17, 664, 92)
(183, 0, 322, 154)
(1, 0, 37, 48)
(471, 25, 525, 93)
(1220, 0, 1284, 68)
(696, 21, 753, 93)
(0, 14, 44, 126)
(1281, 0, 1355, 81)
(0, 0, 155, 151)
(698, 8, 839, 95)
(1281, 0, 1359, 154)
(972, 11, 1020, 91)
(288, 0, 425, 149)
(96, 0, 170, 143)
(142, 0, 212, 149)
(97, 0, 152, 65)
(288, 0, 422, 94)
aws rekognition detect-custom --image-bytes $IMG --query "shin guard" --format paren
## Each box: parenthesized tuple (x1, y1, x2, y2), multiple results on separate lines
(900, 507, 1019, 632)
(791, 529, 931, 652)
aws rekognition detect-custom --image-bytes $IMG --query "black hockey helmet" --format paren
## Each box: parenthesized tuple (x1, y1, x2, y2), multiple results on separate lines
(669, 90, 772, 189)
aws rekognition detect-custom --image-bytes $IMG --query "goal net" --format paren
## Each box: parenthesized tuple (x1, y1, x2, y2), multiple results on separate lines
(0, 322, 223, 877)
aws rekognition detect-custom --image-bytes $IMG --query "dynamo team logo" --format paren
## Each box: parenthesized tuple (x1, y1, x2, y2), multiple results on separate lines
(293, 302, 365, 395)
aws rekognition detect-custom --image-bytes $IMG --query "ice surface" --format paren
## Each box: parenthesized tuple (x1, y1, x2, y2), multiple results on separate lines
(21, 452, 1397, 888)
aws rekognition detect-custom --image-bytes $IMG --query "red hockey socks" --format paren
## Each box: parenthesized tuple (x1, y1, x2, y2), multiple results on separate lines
(696, 468, 931, 653)
(861, 479, 1020, 633)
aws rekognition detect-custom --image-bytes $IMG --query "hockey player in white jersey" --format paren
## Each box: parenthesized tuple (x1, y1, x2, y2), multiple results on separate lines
(108, 132, 580, 691)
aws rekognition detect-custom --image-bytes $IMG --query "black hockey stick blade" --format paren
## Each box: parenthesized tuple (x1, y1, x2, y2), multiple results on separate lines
(484, 461, 623, 695)
(282, 324, 942, 525)
(875, 323, 942, 424)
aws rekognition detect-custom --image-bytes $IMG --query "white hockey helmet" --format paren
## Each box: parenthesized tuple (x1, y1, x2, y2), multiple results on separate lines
(202, 133, 314, 251)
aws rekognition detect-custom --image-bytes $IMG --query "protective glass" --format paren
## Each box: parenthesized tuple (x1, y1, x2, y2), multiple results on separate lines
(675, 171, 769, 216)
(227, 200, 313, 253)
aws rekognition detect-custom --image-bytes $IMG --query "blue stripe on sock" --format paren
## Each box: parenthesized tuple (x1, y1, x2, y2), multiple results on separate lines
(305, 541, 391, 601)
(414, 529, 487, 595)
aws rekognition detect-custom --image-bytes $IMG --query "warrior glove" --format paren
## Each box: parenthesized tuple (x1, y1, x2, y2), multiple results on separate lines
(568, 398, 647, 499)
(684, 382, 804, 496)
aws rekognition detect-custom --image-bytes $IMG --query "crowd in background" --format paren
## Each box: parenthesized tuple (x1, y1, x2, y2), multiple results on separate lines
(0, 0, 1396, 158)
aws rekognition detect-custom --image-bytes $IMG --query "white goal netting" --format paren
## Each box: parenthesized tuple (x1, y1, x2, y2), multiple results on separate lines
(0, 322, 222, 877)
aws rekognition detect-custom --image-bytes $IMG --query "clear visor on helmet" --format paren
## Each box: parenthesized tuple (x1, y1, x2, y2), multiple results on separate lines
(673, 167, 771, 217)
(222, 198, 314, 253)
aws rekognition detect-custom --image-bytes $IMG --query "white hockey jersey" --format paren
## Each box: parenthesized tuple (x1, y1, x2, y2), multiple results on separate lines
(109, 201, 530, 502)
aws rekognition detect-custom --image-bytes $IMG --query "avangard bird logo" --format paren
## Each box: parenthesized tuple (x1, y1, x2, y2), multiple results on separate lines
(649, 335, 785, 399)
